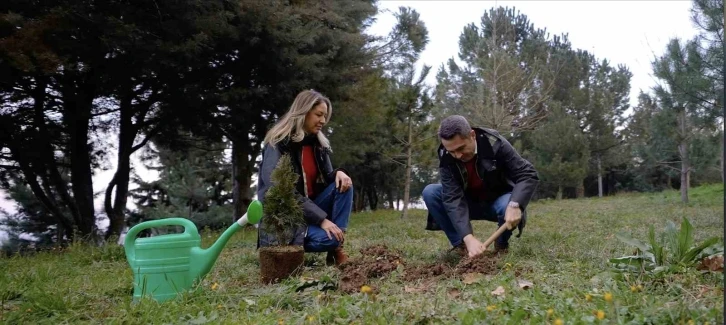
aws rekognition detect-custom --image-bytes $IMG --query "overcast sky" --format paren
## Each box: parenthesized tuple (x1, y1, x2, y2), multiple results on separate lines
(0, 1, 701, 232)
(369, 0, 700, 109)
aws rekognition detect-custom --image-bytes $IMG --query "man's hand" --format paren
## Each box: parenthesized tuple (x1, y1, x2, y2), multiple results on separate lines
(504, 202, 522, 230)
(335, 171, 352, 193)
(463, 234, 486, 258)
(321, 219, 344, 242)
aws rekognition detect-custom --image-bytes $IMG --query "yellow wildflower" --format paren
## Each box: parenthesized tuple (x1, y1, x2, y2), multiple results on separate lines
(211, 282, 219, 291)
(278, 319, 284, 325)
(637, 284, 644, 291)
(307, 315, 315, 322)
(486, 305, 497, 312)
(585, 294, 592, 302)
(554, 318, 563, 325)
(360, 285, 373, 294)
(596, 310, 605, 320)
(687, 320, 694, 325)
(604, 292, 613, 302)
(546, 308, 554, 317)
(630, 285, 638, 292)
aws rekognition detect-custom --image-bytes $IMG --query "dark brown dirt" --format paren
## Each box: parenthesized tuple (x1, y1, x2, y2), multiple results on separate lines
(259, 246, 305, 284)
(339, 268, 368, 293)
(402, 263, 453, 282)
(338, 245, 503, 293)
(453, 251, 500, 275)
(338, 245, 403, 293)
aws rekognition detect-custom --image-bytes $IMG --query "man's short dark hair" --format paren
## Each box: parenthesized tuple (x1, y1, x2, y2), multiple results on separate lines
(438, 115, 472, 140)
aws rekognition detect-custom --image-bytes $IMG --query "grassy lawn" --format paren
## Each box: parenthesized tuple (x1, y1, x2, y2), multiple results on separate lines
(1, 185, 723, 324)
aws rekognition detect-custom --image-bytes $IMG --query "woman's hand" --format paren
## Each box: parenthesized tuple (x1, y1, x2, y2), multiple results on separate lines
(320, 219, 344, 242)
(335, 171, 352, 193)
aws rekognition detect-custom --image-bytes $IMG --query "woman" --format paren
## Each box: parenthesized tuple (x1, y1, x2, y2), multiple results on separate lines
(256, 89, 353, 266)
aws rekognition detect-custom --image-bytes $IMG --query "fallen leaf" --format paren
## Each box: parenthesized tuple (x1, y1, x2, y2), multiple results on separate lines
(295, 277, 321, 292)
(447, 288, 461, 299)
(491, 286, 505, 296)
(462, 273, 484, 284)
(517, 279, 533, 290)
(697, 255, 723, 272)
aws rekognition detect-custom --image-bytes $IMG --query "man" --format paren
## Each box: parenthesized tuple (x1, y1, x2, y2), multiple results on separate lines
(423, 115, 539, 257)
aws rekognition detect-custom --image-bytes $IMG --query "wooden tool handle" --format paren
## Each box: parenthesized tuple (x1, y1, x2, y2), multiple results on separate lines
(482, 224, 510, 249)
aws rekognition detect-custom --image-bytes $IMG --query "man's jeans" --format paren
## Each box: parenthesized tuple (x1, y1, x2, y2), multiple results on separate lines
(422, 183, 512, 248)
(304, 183, 353, 252)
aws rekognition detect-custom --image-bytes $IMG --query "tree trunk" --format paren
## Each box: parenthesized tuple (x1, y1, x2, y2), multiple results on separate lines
(56, 223, 65, 246)
(388, 189, 394, 210)
(721, 130, 724, 183)
(556, 186, 563, 200)
(31, 78, 82, 233)
(597, 155, 603, 198)
(367, 186, 378, 210)
(681, 153, 689, 204)
(353, 186, 365, 212)
(575, 180, 585, 198)
(678, 109, 689, 204)
(401, 118, 413, 218)
(232, 139, 253, 222)
(105, 85, 161, 239)
(63, 82, 98, 240)
(105, 94, 134, 239)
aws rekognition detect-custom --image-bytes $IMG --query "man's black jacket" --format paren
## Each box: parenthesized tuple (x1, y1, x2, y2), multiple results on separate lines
(425, 127, 539, 238)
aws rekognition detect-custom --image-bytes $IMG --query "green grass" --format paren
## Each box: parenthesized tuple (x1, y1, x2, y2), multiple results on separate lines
(1, 185, 723, 324)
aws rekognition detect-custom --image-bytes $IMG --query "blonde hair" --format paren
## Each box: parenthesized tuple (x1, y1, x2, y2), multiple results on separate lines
(263, 89, 333, 149)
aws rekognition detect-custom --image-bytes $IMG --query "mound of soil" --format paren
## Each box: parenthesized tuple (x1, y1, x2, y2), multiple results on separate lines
(338, 245, 404, 293)
(454, 251, 500, 275)
(402, 263, 452, 282)
(338, 245, 503, 293)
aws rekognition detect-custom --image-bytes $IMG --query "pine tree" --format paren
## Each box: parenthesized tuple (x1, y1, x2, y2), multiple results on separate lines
(528, 105, 590, 199)
(434, 6, 564, 136)
(380, 7, 434, 218)
(0, 173, 72, 253)
(652, 38, 716, 203)
(129, 136, 233, 232)
(261, 154, 305, 246)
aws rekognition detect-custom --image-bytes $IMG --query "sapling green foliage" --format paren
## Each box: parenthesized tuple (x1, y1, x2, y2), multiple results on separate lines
(261, 154, 305, 246)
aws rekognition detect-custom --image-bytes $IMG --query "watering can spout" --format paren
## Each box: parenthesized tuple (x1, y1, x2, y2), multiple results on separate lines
(190, 200, 263, 280)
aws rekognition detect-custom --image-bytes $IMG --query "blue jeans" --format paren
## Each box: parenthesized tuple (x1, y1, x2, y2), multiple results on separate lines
(304, 183, 353, 252)
(422, 184, 512, 248)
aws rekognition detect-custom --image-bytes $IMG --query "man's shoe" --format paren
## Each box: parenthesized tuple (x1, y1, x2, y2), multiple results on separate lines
(326, 247, 348, 266)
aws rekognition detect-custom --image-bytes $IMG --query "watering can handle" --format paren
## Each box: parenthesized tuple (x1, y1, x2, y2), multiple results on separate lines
(124, 218, 198, 265)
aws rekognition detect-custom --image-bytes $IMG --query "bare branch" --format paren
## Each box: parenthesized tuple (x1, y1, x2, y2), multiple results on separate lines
(91, 108, 121, 117)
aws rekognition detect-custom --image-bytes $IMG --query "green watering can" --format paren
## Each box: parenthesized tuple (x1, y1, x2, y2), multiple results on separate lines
(124, 200, 263, 302)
